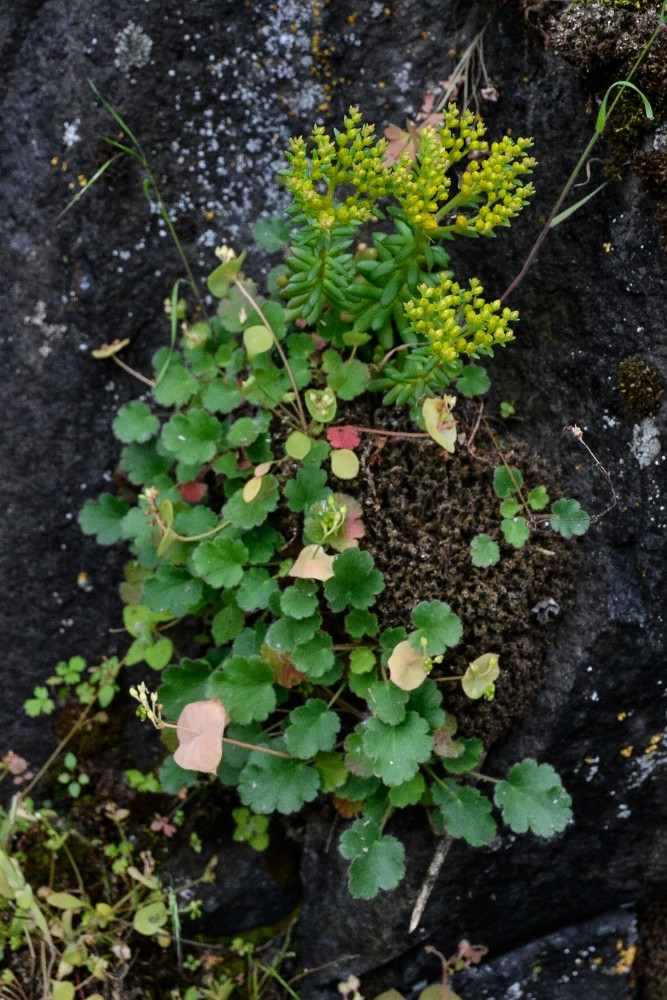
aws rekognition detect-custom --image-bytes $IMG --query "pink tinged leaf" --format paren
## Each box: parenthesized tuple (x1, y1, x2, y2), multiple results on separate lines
(174, 698, 230, 774)
(288, 544, 335, 582)
(326, 425, 362, 450)
(387, 640, 429, 691)
(339, 495, 365, 545)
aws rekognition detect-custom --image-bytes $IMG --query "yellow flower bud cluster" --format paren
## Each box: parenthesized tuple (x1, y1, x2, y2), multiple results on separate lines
(283, 104, 535, 238)
(284, 107, 390, 229)
(452, 136, 536, 235)
(404, 276, 519, 363)
(391, 106, 488, 233)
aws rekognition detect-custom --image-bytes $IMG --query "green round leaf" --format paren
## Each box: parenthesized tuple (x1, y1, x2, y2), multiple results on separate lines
(243, 324, 274, 359)
(331, 449, 360, 480)
(285, 430, 312, 460)
(470, 534, 501, 568)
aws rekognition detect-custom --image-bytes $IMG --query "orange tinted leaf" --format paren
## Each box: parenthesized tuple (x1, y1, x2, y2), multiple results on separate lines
(288, 544, 335, 582)
(174, 699, 230, 774)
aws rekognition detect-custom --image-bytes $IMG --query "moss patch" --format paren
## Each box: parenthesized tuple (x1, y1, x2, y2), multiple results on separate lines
(343, 399, 575, 746)
(618, 354, 665, 419)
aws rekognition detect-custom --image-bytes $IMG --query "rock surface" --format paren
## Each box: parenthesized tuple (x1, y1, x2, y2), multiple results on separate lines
(1, 1, 665, 997)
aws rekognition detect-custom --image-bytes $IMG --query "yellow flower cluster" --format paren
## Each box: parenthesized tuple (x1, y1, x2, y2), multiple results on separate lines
(391, 106, 487, 233)
(284, 107, 390, 229)
(283, 105, 535, 237)
(451, 136, 536, 235)
(404, 276, 519, 363)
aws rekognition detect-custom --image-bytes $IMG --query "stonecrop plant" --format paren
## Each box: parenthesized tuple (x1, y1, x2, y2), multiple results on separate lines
(76, 105, 586, 899)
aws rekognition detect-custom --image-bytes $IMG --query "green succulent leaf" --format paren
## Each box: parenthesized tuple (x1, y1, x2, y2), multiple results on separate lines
(236, 569, 279, 611)
(324, 548, 384, 612)
(494, 759, 572, 837)
(158, 659, 214, 718)
(432, 781, 497, 846)
(409, 600, 462, 655)
(339, 820, 405, 899)
(550, 499, 590, 538)
(238, 753, 320, 814)
(284, 699, 341, 758)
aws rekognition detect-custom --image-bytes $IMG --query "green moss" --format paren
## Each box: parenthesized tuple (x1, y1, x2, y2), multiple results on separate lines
(618, 355, 665, 419)
(347, 398, 575, 746)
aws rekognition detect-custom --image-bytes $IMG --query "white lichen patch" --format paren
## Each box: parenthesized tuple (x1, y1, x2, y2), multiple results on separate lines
(114, 22, 153, 72)
(63, 119, 81, 149)
(631, 418, 661, 468)
(24, 301, 67, 358)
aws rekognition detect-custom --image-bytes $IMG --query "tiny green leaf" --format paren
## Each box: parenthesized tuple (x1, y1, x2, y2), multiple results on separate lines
(470, 533, 501, 568)
(409, 600, 462, 655)
(456, 364, 490, 397)
(501, 516, 530, 548)
(280, 580, 319, 619)
(243, 324, 274, 359)
(432, 781, 497, 846)
(550, 498, 590, 538)
(324, 548, 384, 612)
(113, 401, 160, 443)
(493, 466, 523, 499)
(330, 448, 360, 480)
(339, 820, 405, 899)
(527, 485, 550, 511)
(285, 430, 312, 460)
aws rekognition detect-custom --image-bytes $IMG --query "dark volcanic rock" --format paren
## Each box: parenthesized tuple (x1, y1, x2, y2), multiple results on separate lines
(1, 1, 665, 997)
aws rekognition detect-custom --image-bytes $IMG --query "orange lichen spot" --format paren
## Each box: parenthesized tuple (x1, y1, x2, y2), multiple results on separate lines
(603, 242, 612, 252)
(205, 209, 215, 221)
(617, 711, 627, 721)
(592, 956, 603, 966)
(290, 22, 298, 31)
(61, 161, 68, 171)
(383, 5, 391, 13)
(644, 734, 661, 755)
(77, 174, 87, 187)
(420, 30, 429, 40)
(50, 155, 59, 166)
(584, 755, 595, 764)
(619, 745, 634, 758)
(318, 102, 330, 112)
(614, 941, 636, 975)
(377, 81, 385, 89)
(68, 182, 75, 190)
(348, 12, 357, 24)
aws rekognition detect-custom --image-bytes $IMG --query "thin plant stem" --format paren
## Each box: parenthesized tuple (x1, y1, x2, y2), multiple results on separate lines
(233, 278, 309, 432)
(503, 4, 667, 300)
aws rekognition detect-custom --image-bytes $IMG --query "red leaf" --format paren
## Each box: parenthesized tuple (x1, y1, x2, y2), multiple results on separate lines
(326, 425, 361, 450)
(179, 481, 207, 503)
